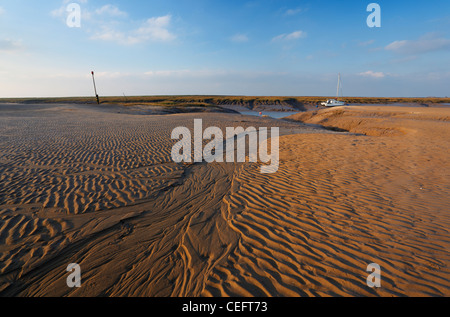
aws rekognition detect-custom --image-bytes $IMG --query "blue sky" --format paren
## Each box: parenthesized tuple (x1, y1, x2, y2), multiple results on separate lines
(0, 0, 449, 97)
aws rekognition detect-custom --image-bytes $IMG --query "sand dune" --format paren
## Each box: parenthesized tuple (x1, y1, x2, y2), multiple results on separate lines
(206, 107, 450, 296)
(287, 105, 450, 136)
(0, 103, 449, 296)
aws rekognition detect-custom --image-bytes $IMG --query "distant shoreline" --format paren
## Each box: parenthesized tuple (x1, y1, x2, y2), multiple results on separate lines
(1, 96, 449, 113)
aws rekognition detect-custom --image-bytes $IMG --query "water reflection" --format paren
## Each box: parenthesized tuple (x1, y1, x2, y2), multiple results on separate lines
(239, 111, 300, 119)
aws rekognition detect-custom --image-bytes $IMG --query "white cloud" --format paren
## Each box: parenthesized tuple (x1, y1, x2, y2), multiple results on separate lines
(50, 2, 176, 45)
(145, 70, 187, 77)
(90, 14, 176, 45)
(95, 5, 127, 18)
(0, 7, 5, 16)
(358, 71, 386, 78)
(134, 15, 176, 42)
(91, 27, 126, 42)
(272, 30, 306, 42)
(144, 69, 226, 78)
(230, 33, 249, 43)
(51, 2, 126, 24)
(385, 33, 450, 55)
(285, 8, 302, 16)
(51, 1, 91, 20)
(50, 6, 65, 18)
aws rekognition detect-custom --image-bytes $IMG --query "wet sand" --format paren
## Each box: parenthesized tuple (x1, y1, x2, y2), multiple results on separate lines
(0, 103, 449, 296)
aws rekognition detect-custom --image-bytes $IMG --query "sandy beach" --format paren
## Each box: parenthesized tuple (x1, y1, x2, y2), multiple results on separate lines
(0, 103, 449, 297)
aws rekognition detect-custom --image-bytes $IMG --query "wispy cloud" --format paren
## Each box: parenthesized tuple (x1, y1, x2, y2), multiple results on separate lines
(389, 55, 418, 64)
(134, 15, 176, 42)
(144, 69, 230, 78)
(51, 2, 126, 21)
(0, 39, 22, 52)
(143, 69, 285, 79)
(51, 0, 91, 20)
(95, 4, 127, 18)
(0, 6, 5, 16)
(230, 33, 249, 43)
(91, 15, 176, 45)
(358, 71, 386, 78)
(385, 33, 450, 55)
(50, 6, 65, 18)
(272, 30, 306, 42)
(357, 39, 375, 47)
(50, 1, 176, 45)
(284, 8, 302, 16)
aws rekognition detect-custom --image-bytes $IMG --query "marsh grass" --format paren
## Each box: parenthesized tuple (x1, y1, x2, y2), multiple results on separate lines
(1, 95, 449, 108)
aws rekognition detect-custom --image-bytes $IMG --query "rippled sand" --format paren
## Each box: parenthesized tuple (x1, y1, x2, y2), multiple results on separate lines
(0, 103, 449, 296)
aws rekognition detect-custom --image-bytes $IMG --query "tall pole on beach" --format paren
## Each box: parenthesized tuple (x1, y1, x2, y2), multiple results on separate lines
(91, 71, 100, 104)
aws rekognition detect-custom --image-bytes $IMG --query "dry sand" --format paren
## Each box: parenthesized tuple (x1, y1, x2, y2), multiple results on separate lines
(0, 103, 449, 297)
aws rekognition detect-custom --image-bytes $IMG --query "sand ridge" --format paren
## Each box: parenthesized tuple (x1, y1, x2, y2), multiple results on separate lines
(0, 103, 449, 296)
(0, 103, 316, 296)
(204, 132, 449, 296)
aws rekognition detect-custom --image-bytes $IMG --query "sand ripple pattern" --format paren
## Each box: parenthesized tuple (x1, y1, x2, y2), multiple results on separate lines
(0, 112, 180, 215)
(1, 104, 448, 297)
(0, 104, 305, 296)
(0, 105, 187, 293)
(204, 133, 450, 297)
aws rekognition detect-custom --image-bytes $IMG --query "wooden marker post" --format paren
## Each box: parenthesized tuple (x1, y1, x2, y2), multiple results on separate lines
(91, 71, 100, 104)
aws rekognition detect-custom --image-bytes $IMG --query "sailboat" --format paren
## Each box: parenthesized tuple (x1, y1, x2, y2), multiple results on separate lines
(321, 73, 346, 107)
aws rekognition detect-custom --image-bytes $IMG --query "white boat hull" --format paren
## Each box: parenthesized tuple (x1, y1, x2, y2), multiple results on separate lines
(321, 74, 346, 107)
(321, 99, 346, 107)
(325, 102, 345, 107)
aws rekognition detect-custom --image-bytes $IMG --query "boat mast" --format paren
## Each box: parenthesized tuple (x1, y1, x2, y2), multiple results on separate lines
(336, 73, 341, 100)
